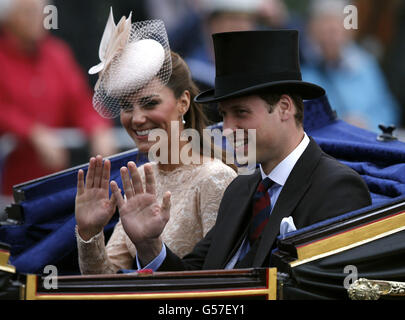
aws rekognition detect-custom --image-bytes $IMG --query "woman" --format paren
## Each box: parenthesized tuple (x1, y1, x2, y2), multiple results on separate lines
(74, 12, 237, 274)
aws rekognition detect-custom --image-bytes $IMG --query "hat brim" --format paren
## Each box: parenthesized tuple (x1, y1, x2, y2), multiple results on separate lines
(194, 80, 325, 104)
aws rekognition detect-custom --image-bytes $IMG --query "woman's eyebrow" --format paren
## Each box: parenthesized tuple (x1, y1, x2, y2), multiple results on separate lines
(138, 94, 159, 105)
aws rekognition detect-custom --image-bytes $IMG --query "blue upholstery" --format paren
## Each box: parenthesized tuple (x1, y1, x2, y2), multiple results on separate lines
(0, 151, 148, 274)
(1, 94, 405, 275)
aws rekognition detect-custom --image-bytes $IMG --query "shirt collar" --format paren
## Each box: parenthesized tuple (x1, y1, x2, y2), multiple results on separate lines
(260, 133, 310, 187)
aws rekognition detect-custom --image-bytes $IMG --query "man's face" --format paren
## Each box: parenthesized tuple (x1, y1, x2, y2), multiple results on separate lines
(218, 95, 286, 168)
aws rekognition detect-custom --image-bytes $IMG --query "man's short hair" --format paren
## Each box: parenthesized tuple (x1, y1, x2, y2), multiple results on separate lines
(258, 92, 304, 127)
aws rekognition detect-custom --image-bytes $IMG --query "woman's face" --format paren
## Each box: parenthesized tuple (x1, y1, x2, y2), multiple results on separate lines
(120, 83, 188, 154)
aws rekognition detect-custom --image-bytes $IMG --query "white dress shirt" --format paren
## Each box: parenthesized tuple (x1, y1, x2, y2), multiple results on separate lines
(225, 133, 310, 268)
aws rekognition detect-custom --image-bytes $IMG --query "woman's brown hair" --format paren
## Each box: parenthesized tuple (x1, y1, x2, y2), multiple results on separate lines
(166, 51, 208, 138)
(166, 51, 236, 171)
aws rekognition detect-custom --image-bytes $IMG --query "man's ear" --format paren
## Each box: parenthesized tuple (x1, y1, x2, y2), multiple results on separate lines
(278, 94, 295, 121)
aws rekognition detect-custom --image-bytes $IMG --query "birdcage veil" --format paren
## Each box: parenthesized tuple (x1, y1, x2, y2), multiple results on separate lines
(89, 8, 172, 118)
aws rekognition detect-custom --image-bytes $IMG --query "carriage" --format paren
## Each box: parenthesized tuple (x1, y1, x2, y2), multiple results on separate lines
(1, 95, 405, 300)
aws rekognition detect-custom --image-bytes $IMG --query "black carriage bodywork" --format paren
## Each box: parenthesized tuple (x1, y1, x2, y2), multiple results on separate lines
(272, 197, 405, 299)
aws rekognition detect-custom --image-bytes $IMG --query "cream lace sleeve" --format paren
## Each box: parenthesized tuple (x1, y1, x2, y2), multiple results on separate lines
(198, 164, 237, 235)
(76, 160, 237, 274)
(76, 219, 135, 274)
(76, 226, 116, 274)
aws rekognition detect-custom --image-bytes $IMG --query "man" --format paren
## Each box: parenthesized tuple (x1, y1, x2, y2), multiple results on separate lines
(110, 30, 372, 270)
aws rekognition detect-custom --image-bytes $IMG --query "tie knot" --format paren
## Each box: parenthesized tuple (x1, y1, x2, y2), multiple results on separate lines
(258, 177, 273, 192)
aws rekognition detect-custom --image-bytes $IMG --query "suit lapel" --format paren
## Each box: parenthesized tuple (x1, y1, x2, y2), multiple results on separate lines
(252, 138, 322, 266)
(203, 170, 261, 269)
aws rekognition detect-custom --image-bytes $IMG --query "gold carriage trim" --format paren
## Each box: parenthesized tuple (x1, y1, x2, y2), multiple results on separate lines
(0, 248, 16, 273)
(290, 209, 405, 267)
(24, 268, 277, 300)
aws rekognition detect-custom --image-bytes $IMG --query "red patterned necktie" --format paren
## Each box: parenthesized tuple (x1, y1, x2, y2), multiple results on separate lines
(248, 177, 274, 245)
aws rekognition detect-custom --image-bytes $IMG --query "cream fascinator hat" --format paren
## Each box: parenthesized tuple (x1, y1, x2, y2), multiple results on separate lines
(89, 8, 172, 118)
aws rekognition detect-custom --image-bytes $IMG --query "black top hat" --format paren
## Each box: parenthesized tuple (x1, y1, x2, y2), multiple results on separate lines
(194, 30, 325, 103)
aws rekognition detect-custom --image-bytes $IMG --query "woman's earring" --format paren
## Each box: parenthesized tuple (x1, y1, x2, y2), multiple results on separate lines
(182, 114, 186, 124)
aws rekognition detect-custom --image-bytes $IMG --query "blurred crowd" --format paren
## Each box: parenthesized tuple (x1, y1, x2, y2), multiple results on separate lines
(1, 0, 405, 204)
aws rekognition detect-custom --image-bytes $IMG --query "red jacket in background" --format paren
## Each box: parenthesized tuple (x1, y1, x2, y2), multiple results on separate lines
(0, 31, 112, 195)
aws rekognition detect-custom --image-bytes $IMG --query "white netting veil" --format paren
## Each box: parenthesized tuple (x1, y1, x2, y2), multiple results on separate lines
(90, 13, 172, 118)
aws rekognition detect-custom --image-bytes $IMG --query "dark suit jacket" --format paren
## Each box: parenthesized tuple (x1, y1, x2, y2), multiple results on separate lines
(159, 138, 372, 270)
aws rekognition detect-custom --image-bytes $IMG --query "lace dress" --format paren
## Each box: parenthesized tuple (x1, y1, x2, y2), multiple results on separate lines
(76, 158, 237, 274)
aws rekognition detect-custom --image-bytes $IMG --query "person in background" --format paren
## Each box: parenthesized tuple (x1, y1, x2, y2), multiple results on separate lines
(186, 0, 260, 89)
(185, 0, 261, 123)
(301, 0, 400, 132)
(0, 0, 117, 197)
(143, 0, 201, 59)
